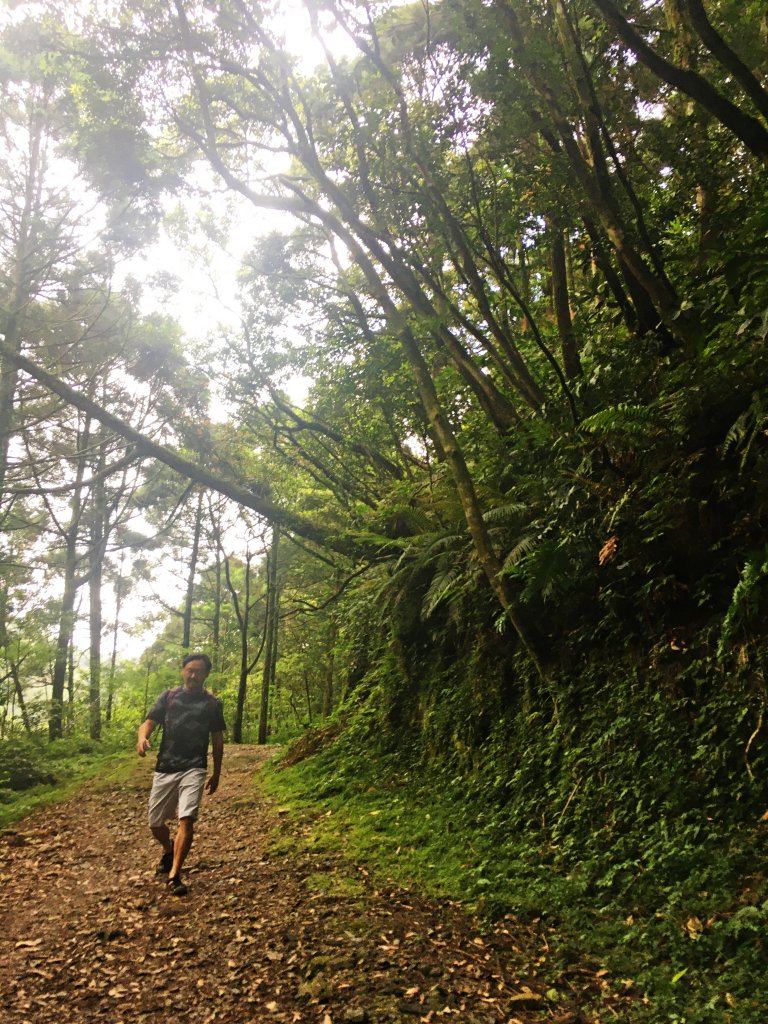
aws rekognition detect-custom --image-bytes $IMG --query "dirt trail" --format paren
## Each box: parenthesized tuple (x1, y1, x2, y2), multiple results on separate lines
(0, 745, 603, 1024)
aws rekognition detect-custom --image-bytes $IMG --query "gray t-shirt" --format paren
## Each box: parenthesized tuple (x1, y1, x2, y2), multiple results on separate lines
(148, 686, 226, 774)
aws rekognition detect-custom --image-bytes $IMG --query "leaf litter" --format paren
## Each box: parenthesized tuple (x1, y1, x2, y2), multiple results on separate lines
(0, 744, 634, 1023)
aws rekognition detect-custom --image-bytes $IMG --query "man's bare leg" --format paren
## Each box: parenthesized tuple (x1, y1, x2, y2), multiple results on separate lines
(150, 824, 173, 854)
(170, 817, 194, 879)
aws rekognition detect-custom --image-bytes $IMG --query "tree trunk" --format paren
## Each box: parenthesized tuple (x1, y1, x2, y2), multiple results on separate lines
(0, 114, 42, 497)
(11, 664, 32, 734)
(550, 223, 583, 380)
(497, 0, 695, 348)
(0, 347, 359, 556)
(0, 588, 32, 734)
(67, 640, 76, 732)
(665, 0, 698, 67)
(212, 535, 222, 653)
(304, 670, 313, 725)
(0, 116, 41, 676)
(182, 489, 204, 651)
(321, 614, 337, 719)
(582, 217, 638, 331)
(106, 553, 127, 724)
(682, 0, 768, 121)
(232, 551, 253, 744)
(88, 443, 106, 741)
(258, 527, 280, 745)
(395, 319, 545, 678)
(50, 415, 91, 741)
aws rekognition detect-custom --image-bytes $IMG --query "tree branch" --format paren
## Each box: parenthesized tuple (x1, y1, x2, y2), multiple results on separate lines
(1, 343, 364, 557)
(590, 0, 768, 163)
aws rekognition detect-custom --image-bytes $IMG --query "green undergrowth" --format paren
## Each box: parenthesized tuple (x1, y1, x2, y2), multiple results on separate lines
(0, 728, 135, 829)
(264, 748, 481, 905)
(262, 661, 768, 1024)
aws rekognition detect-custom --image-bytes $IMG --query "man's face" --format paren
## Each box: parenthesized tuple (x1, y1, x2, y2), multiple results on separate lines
(182, 658, 209, 689)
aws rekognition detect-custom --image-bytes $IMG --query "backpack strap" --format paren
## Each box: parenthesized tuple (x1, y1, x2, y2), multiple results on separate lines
(164, 686, 185, 717)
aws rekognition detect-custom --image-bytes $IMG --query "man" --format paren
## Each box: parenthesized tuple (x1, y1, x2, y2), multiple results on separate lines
(136, 653, 225, 897)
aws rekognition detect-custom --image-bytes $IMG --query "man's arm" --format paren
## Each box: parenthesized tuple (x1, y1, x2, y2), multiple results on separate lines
(136, 718, 157, 757)
(206, 731, 224, 794)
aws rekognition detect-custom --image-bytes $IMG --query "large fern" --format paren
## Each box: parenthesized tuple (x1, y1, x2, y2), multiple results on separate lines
(482, 501, 530, 526)
(503, 533, 540, 568)
(579, 403, 660, 439)
(717, 546, 768, 659)
(370, 523, 471, 622)
(503, 538, 573, 603)
(421, 558, 469, 620)
(721, 391, 768, 472)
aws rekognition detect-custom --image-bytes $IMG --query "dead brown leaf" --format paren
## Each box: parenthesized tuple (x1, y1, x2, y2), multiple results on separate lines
(598, 535, 619, 566)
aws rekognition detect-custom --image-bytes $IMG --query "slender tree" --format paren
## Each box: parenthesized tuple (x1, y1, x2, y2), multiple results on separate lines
(258, 527, 280, 745)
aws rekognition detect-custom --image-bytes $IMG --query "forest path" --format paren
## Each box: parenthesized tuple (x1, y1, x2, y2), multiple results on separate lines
(0, 744, 602, 1024)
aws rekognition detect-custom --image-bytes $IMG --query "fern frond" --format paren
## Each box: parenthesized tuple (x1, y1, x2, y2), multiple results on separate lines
(421, 531, 465, 559)
(422, 562, 467, 620)
(580, 404, 658, 438)
(382, 504, 434, 535)
(721, 392, 767, 472)
(717, 546, 768, 659)
(392, 527, 464, 572)
(503, 534, 539, 568)
(721, 408, 752, 457)
(604, 484, 638, 533)
(516, 540, 572, 603)
(483, 502, 529, 526)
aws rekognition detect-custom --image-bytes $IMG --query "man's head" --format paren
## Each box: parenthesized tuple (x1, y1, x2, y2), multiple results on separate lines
(181, 653, 212, 690)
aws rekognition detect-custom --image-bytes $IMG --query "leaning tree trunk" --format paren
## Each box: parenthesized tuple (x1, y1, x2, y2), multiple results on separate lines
(590, 0, 768, 164)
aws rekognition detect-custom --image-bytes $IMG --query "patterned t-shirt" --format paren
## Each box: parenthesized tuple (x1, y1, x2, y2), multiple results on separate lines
(148, 686, 226, 774)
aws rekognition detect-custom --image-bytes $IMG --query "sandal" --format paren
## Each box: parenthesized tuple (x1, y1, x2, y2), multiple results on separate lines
(167, 873, 188, 897)
(155, 843, 174, 875)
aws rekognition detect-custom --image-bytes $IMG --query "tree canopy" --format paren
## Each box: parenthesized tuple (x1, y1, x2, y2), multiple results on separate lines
(2, 2, 768, 1015)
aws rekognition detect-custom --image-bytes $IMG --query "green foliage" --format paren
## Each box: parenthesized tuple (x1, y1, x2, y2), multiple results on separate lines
(269, 636, 768, 1022)
(721, 391, 768, 472)
(717, 547, 768, 660)
(4, 1, 768, 1016)
(0, 736, 57, 792)
(579, 404, 664, 441)
(0, 728, 134, 828)
(504, 537, 573, 602)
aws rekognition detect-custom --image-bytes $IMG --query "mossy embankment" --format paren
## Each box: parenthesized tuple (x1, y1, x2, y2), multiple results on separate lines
(264, 642, 768, 1024)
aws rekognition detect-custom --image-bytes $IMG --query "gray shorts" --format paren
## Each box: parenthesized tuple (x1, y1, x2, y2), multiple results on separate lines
(148, 768, 207, 826)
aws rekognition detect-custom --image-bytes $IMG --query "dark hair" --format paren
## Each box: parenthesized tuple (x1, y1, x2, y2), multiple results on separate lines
(182, 652, 212, 673)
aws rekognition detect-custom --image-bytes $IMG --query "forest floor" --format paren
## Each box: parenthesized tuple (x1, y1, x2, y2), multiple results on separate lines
(0, 744, 634, 1024)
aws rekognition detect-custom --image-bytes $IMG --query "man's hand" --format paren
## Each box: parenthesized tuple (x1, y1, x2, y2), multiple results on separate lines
(137, 719, 155, 757)
(205, 774, 220, 795)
